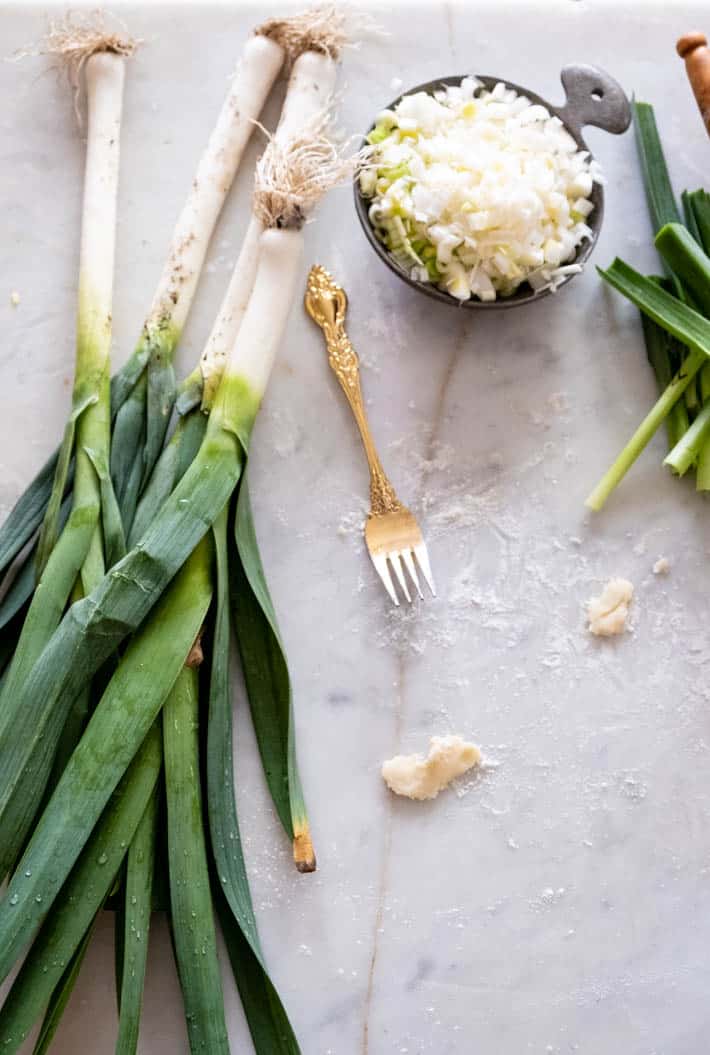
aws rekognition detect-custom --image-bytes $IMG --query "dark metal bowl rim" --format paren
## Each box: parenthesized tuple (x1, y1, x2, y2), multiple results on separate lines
(353, 73, 605, 311)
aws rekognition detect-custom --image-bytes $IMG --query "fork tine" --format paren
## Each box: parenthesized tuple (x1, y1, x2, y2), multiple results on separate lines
(401, 549, 424, 599)
(371, 552, 399, 606)
(413, 542, 436, 597)
(390, 553, 412, 603)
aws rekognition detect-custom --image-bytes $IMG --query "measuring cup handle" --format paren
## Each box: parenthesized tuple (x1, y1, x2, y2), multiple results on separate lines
(556, 64, 631, 138)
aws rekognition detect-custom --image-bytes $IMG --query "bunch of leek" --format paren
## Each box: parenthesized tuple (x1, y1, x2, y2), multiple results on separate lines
(586, 100, 710, 510)
(0, 8, 354, 1053)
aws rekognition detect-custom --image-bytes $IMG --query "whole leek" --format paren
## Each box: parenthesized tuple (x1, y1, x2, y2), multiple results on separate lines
(0, 29, 132, 878)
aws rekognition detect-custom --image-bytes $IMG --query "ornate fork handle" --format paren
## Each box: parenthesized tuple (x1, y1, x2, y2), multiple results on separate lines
(305, 266, 403, 517)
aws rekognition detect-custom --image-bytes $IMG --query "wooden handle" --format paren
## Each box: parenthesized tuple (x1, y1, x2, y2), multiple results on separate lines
(677, 31, 710, 138)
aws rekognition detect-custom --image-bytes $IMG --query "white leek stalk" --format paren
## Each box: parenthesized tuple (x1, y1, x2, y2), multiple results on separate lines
(144, 32, 285, 339)
(72, 51, 126, 588)
(198, 48, 338, 406)
(210, 127, 358, 454)
(124, 8, 348, 386)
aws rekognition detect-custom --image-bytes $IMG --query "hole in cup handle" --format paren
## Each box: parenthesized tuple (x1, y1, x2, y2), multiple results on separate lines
(557, 64, 632, 138)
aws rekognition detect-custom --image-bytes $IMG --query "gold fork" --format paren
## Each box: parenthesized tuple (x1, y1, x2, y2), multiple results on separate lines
(305, 265, 435, 605)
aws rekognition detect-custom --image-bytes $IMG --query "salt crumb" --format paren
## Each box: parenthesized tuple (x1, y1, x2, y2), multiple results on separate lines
(10, 291, 20, 307)
(653, 556, 670, 576)
(382, 735, 481, 800)
(587, 578, 633, 637)
(390, 76, 404, 91)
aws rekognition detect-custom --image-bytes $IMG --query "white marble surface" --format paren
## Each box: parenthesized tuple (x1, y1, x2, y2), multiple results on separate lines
(3, 2, 710, 1052)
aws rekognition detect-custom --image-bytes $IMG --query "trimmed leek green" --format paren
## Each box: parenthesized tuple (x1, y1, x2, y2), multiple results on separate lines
(682, 189, 703, 243)
(164, 665, 229, 1054)
(686, 188, 710, 253)
(640, 309, 690, 449)
(680, 193, 710, 483)
(598, 259, 710, 353)
(665, 400, 710, 476)
(653, 226, 710, 468)
(696, 355, 710, 490)
(115, 786, 159, 1055)
(0, 539, 213, 981)
(0, 724, 162, 1051)
(587, 260, 710, 509)
(231, 478, 314, 871)
(656, 222, 710, 315)
(633, 101, 682, 232)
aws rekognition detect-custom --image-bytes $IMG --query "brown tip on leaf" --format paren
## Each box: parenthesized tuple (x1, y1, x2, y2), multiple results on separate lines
(185, 632, 204, 669)
(253, 121, 368, 230)
(293, 832, 317, 873)
(256, 5, 348, 63)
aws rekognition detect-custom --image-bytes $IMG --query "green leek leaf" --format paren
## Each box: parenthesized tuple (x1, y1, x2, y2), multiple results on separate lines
(36, 392, 97, 577)
(0, 538, 213, 981)
(83, 445, 126, 568)
(0, 723, 162, 1050)
(0, 421, 241, 875)
(214, 880, 301, 1055)
(115, 789, 159, 1055)
(231, 476, 314, 872)
(31, 919, 96, 1055)
(587, 258, 710, 509)
(655, 222, 710, 316)
(0, 451, 69, 579)
(110, 373, 147, 535)
(164, 666, 229, 1055)
(633, 101, 682, 232)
